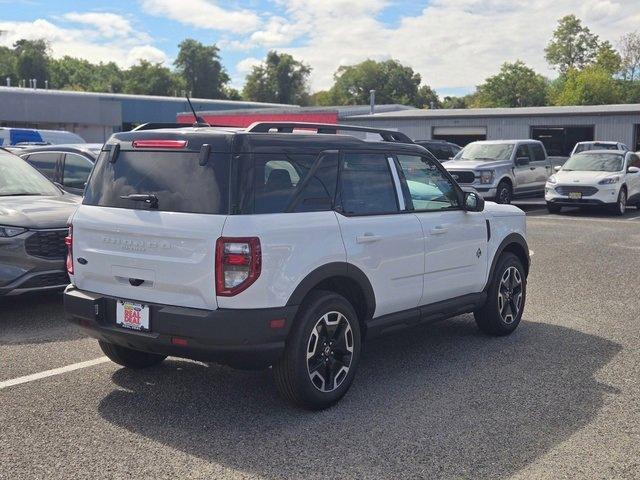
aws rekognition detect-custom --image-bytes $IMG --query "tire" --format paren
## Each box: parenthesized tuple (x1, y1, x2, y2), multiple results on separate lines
(474, 253, 526, 336)
(546, 202, 562, 214)
(98, 340, 166, 369)
(495, 180, 512, 204)
(273, 290, 362, 410)
(609, 188, 627, 215)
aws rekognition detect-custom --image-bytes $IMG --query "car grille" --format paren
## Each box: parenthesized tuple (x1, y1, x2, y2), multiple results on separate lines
(555, 186, 599, 196)
(24, 229, 68, 259)
(448, 171, 476, 184)
(20, 272, 69, 289)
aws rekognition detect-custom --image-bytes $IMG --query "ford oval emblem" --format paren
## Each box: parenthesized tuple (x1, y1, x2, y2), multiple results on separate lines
(452, 174, 459, 180)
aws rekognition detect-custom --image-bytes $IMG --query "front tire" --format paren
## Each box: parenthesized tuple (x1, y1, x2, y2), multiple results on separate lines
(609, 188, 627, 215)
(99, 340, 166, 369)
(495, 180, 512, 204)
(273, 291, 361, 410)
(474, 253, 526, 336)
(546, 202, 562, 214)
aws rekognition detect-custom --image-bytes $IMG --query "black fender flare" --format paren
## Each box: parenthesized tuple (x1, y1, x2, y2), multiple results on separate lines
(286, 262, 376, 321)
(484, 233, 530, 291)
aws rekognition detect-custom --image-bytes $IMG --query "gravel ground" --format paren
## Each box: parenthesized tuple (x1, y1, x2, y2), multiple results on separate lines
(1, 206, 638, 480)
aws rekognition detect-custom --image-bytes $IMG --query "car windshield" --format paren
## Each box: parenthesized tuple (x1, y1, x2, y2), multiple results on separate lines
(563, 153, 624, 172)
(574, 143, 617, 153)
(454, 143, 514, 162)
(0, 151, 60, 196)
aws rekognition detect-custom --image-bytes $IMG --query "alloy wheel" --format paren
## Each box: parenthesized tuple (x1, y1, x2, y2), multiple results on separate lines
(619, 190, 626, 214)
(306, 311, 354, 393)
(497, 266, 523, 324)
(498, 185, 511, 204)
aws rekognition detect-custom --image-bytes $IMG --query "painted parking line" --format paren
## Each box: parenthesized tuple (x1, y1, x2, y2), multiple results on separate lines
(0, 357, 109, 390)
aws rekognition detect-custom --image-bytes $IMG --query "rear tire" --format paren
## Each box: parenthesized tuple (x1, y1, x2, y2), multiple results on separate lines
(273, 290, 361, 410)
(99, 340, 166, 369)
(546, 203, 561, 214)
(495, 180, 512, 204)
(474, 253, 526, 336)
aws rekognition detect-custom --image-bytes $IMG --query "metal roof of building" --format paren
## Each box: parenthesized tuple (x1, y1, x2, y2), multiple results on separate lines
(183, 104, 417, 119)
(349, 104, 640, 120)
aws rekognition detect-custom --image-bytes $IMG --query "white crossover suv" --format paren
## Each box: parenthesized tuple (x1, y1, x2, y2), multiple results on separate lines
(545, 150, 640, 214)
(64, 122, 530, 409)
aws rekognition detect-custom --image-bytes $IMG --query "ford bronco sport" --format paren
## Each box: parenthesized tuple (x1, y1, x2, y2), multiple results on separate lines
(64, 122, 530, 409)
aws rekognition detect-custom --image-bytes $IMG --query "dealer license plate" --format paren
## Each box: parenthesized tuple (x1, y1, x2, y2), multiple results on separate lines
(116, 301, 150, 331)
(568, 192, 582, 199)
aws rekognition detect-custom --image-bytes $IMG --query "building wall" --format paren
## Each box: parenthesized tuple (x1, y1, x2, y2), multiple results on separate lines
(344, 113, 640, 148)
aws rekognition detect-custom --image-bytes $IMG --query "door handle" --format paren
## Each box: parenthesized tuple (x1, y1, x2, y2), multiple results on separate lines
(429, 226, 449, 235)
(356, 233, 381, 244)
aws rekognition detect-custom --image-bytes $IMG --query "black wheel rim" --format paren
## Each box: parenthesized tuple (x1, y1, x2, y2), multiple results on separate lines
(499, 186, 510, 204)
(497, 266, 523, 324)
(306, 311, 354, 393)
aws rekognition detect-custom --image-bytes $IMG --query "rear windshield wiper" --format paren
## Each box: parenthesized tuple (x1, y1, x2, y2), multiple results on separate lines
(119, 193, 158, 209)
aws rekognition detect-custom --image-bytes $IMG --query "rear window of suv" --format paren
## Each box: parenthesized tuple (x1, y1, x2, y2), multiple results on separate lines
(83, 150, 229, 214)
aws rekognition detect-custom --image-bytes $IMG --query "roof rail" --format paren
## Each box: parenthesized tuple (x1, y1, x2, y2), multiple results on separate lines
(246, 122, 414, 144)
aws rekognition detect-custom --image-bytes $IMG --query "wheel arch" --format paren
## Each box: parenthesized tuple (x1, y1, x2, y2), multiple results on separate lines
(485, 233, 530, 292)
(286, 262, 376, 335)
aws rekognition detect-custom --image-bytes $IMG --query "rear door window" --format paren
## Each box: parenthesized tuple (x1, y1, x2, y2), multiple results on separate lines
(24, 152, 60, 180)
(339, 152, 399, 215)
(83, 150, 229, 214)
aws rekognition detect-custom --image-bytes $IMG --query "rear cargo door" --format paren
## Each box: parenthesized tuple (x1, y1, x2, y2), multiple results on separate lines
(71, 145, 230, 310)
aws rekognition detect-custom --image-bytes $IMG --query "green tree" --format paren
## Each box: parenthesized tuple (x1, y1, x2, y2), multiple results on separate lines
(124, 60, 176, 96)
(545, 15, 599, 73)
(0, 45, 17, 85)
(90, 62, 124, 93)
(474, 61, 548, 107)
(13, 39, 49, 86)
(619, 31, 640, 81)
(441, 95, 469, 109)
(328, 59, 434, 107)
(243, 51, 311, 105)
(550, 66, 622, 105)
(174, 39, 229, 99)
(416, 84, 441, 108)
(50, 56, 95, 90)
(594, 41, 622, 75)
(309, 90, 334, 106)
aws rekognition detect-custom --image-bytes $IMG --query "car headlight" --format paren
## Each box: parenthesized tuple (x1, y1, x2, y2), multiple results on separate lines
(547, 175, 557, 184)
(0, 226, 27, 237)
(479, 170, 494, 184)
(598, 176, 620, 185)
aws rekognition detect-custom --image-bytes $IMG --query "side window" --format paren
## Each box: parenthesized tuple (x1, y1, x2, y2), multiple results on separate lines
(252, 153, 338, 214)
(529, 143, 546, 161)
(24, 152, 59, 180)
(628, 153, 640, 168)
(63, 153, 93, 189)
(396, 154, 460, 211)
(339, 152, 398, 215)
(515, 144, 532, 163)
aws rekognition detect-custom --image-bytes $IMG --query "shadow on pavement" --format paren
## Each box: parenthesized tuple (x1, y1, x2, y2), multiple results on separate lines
(98, 317, 620, 479)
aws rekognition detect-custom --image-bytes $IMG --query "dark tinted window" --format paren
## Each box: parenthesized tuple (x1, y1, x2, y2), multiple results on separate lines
(339, 152, 398, 215)
(628, 153, 640, 168)
(25, 152, 59, 180)
(63, 153, 93, 189)
(529, 143, 546, 161)
(247, 152, 338, 214)
(83, 150, 229, 214)
(515, 144, 531, 161)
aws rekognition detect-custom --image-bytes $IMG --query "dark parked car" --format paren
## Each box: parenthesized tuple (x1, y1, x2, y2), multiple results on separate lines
(16, 144, 102, 195)
(415, 140, 461, 162)
(0, 148, 80, 295)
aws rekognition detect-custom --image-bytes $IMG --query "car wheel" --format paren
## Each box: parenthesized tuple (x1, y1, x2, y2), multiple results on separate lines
(546, 202, 562, 214)
(496, 181, 512, 204)
(98, 340, 166, 369)
(474, 253, 526, 336)
(610, 188, 627, 215)
(273, 290, 361, 410)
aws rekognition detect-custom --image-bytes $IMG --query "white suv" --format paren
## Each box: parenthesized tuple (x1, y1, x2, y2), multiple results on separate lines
(64, 122, 530, 409)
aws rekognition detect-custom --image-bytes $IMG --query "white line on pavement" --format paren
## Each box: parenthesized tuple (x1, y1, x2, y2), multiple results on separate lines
(528, 215, 640, 225)
(0, 357, 110, 390)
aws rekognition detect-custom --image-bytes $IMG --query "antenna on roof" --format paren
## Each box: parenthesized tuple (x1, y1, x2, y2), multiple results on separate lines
(186, 95, 210, 127)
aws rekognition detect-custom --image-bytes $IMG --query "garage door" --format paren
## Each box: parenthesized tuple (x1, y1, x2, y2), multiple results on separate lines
(432, 127, 487, 147)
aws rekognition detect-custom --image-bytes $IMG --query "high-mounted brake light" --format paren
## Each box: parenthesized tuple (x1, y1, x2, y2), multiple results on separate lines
(215, 237, 261, 296)
(132, 139, 188, 149)
(65, 224, 73, 275)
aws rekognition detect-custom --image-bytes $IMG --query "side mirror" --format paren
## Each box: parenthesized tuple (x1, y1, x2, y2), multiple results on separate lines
(554, 165, 562, 172)
(628, 166, 640, 174)
(463, 191, 485, 212)
(515, 157, 530, 166)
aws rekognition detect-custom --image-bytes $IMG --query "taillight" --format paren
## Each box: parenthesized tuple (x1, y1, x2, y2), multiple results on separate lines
(65, 224, 73, 275)
(132, 139, 188, 149)
(215, 237, 261, 296)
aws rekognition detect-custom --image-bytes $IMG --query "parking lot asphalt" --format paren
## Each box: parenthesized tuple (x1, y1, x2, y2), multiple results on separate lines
(1, 207, 639, 480)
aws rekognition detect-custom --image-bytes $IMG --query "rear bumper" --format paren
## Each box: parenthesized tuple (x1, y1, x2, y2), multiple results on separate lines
(64, 286, 298, 369)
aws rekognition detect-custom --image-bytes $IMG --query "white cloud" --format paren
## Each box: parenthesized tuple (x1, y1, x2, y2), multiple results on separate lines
(140, 0, 261, 33)
(236, 57, 262, 73)
(62, 12, 137, 39)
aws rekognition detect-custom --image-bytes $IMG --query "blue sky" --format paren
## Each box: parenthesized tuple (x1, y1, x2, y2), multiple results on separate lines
(2, 0, 639, 98)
